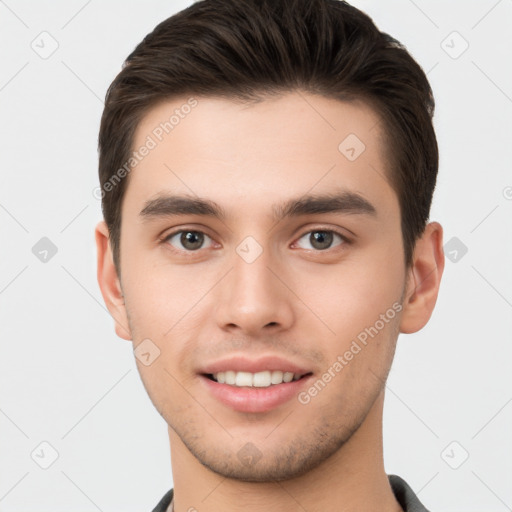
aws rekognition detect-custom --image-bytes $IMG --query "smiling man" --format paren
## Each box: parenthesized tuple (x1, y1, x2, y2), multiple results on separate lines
(95, 1, 444, 511)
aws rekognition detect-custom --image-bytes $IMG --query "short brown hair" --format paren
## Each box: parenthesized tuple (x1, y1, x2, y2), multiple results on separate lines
(98, 0, 438, 273)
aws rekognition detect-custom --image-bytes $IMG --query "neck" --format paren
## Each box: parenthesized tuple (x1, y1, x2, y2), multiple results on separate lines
(168, 390, 403, 512)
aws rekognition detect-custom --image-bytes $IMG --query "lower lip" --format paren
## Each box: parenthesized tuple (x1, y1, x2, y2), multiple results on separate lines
(199, 374, 313, 413)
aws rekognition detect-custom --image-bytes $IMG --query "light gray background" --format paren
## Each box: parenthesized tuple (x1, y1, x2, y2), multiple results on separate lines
(1, 1, 511, 510)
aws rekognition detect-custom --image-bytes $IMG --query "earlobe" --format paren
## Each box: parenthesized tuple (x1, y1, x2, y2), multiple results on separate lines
(95, 221, 132, 341)
(399, 221, 445, 334)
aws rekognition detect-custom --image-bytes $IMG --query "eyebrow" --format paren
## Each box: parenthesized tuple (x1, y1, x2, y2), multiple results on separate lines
(139, 190, 377, 222)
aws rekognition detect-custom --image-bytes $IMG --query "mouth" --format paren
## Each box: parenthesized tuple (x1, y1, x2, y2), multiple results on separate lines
(199, 370, 314, 413)
(204, 370, 311, 387)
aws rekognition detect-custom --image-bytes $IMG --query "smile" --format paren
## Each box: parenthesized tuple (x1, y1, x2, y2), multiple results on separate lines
(208, 370, 306, 387)
(200, 372, 313, 413)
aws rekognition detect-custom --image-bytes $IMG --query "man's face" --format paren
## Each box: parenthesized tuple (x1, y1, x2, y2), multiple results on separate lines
(117, 92, 408, 481)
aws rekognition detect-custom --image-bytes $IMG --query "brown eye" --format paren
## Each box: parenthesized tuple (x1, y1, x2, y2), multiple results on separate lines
(166, 230, 212, 251)
(295, 230, 345, 251)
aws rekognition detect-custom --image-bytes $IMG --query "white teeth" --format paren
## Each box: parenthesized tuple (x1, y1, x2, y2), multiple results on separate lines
(235, 371, 253, 387)
(271, 370, 284, 384)
(212, 370, 302, 387)
(283, 372, 294, 383)
(253, 371, 272, 387)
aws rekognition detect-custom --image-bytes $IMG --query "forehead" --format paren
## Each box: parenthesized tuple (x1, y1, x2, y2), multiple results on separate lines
(124, 92, 397, 221)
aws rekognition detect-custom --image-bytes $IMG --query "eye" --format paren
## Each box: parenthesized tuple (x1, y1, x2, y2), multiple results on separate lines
(294, 230, 347, 251)
(164, 230, 214, 251)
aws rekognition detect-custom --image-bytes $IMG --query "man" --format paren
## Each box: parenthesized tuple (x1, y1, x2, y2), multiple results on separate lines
(95, 0, 444, 510)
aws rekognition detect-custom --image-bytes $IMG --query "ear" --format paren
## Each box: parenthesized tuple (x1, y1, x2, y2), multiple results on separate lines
(399, 221, 445, 334)
(95, 220, 132, 340)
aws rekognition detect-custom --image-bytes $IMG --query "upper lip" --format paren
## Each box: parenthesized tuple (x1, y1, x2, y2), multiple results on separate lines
(199, 355, 312, 376)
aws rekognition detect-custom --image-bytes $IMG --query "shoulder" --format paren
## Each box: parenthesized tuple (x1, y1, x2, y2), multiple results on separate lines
(151, 488, 174, 512)
(388, 474, 432, 512)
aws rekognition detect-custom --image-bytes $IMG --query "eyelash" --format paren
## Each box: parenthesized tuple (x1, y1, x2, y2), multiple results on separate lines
(160, 227, 351, 255)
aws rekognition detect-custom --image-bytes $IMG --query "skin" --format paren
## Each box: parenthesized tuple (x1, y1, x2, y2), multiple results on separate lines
(96, 92, 444, 512)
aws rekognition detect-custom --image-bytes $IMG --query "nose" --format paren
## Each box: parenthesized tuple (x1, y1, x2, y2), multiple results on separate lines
(214, 245, 295, 336)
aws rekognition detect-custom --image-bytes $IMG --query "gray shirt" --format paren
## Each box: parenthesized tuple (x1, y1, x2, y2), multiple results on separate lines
(151, 474, 431, 511)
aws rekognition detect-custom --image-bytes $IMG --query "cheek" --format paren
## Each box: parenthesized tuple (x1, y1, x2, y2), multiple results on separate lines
(121, 253, 203, 337)
(121, 260, 210, 388)
(294, 254, 404, 340)
(133, 358, 199, 425)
